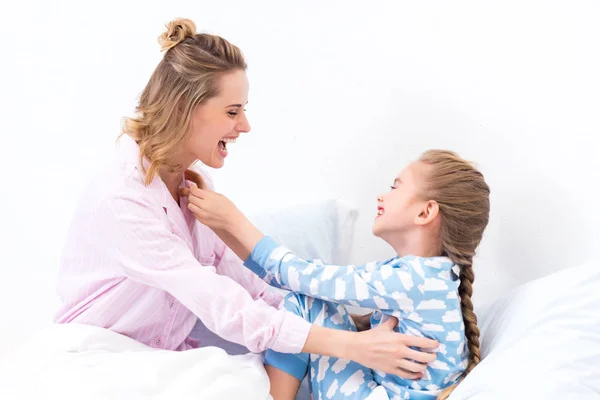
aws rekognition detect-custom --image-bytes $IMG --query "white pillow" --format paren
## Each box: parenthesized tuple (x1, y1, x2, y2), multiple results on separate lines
(450, 258, 600, 399)
(247, 198, 359, 265)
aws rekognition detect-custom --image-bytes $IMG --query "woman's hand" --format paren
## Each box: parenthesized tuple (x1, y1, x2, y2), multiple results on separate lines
(303, 317, 438, 380)
(351, 317, 438, 379)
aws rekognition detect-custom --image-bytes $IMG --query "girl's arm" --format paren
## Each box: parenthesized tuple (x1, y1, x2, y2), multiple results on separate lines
(184, 188, 446, 313)
(183, 187, 439, 377)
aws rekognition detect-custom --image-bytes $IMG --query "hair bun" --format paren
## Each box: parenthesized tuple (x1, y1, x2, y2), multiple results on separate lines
(158, 18, 197, 52)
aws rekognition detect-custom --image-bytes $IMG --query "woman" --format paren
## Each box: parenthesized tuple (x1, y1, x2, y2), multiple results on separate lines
(55, 18, 438, 380)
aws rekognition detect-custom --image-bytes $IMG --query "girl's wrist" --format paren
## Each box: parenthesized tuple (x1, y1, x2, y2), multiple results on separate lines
(225, 211, 265, 261)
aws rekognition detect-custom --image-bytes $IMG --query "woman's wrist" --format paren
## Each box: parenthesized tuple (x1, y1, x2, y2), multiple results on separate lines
(302, 325, 354, 360)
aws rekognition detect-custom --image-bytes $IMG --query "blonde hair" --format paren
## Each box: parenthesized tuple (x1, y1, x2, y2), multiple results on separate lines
(418, 150, 490, 400)
(121, 18, 247, 185)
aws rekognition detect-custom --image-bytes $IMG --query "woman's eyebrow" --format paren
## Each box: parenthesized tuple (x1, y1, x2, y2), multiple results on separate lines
(226, 101, 248, 108)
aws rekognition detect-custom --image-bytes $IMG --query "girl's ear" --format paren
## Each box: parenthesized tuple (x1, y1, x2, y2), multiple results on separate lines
(415, 200, 439, 225)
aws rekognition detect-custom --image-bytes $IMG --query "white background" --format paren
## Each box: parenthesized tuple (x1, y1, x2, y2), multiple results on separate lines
(0, 0, 599, 352)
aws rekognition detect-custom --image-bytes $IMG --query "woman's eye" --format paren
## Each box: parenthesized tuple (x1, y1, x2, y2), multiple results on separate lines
(228, 111, 238, 117)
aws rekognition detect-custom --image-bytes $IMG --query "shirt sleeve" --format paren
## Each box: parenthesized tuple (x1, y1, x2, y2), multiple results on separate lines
(245, 236, 442, 312)
(95, 195, 310, 354)
(213, 236, 283, 308)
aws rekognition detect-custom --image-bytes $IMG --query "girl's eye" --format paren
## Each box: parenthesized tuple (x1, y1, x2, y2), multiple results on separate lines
(390, 186, 396, 190)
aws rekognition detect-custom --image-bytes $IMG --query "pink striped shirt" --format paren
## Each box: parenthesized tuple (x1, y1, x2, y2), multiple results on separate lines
(55, 136, 311, 353)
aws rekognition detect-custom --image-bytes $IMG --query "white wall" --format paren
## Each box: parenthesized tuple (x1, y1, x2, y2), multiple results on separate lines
(1, 0, 599, 352)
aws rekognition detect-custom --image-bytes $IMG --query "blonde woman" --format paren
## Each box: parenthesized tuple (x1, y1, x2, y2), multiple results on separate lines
(55, 18, 438, 382)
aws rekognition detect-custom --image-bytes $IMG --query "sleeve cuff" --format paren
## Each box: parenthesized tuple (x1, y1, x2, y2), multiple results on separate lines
(261, 287, 285, 308)
(243, 236, 283, 278)
(269, 310, 312, 354)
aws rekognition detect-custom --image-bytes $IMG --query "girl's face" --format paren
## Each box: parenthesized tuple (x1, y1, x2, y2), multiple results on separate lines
(372, 161, 437, 241)
(184, 69, 251, 169)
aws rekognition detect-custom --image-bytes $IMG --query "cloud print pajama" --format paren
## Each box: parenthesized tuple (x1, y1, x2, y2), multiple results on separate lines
(245, 237, 469, 400)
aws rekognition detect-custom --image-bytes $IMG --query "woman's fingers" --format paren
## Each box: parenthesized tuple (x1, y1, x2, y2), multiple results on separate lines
(402, 335, 439, 350)
(397, 358, 427, 373)
(402, 347, 437, 364)
(395, 368, 423, 380)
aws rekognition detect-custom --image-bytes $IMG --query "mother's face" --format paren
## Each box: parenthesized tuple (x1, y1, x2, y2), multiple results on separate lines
(185, 69, 251, 169)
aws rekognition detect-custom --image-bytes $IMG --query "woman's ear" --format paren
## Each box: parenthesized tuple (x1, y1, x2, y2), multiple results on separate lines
(415, 200, 440, 226)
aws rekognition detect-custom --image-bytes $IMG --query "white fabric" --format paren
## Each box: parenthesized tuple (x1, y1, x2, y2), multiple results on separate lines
(248, 198, 359, 265)
(450, 258, 600, 399)
(0, 323, 271, 400)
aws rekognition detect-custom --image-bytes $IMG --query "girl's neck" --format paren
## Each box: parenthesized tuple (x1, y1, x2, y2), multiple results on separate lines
(388, 230, 442, 258)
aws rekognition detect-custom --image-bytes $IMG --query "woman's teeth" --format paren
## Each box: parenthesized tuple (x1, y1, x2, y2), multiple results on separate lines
(219, 137, 237, 150)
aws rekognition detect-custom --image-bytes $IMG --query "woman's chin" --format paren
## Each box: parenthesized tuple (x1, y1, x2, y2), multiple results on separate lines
(201, 157, 225, 169)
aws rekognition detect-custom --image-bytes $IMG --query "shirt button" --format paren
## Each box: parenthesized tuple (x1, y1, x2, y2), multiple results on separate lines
(169, 301, 175, 308)
(156, 338, 161, 345)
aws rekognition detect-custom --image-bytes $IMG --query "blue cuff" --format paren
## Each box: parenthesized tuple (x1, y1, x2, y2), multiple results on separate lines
(243, 236, 281, 278)
(264, 349, 308, 381)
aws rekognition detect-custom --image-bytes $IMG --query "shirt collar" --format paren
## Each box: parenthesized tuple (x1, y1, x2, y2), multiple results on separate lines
(117, 135, 188, 209)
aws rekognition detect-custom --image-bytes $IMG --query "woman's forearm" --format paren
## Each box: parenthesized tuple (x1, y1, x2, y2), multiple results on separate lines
(302, 325, 352, 359)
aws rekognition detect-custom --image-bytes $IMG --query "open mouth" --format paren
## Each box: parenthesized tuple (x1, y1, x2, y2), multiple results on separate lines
(218, 137, 237, 153)
(377, 206, 384, 216)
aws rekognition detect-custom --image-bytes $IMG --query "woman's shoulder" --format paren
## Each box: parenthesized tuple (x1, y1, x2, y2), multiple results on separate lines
(76, 157, 163, 217)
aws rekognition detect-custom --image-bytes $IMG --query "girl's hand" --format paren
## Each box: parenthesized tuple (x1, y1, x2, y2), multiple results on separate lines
(180, 177, 264, 261)
(180, 186, 243, 231)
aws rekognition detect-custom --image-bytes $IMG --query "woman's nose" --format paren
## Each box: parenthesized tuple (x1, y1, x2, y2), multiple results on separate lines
(237, 113, 251, 133)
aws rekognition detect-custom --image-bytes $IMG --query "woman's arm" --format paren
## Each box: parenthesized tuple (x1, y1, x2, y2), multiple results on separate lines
(183, 187, 439, 377)
(304, 318, 437, 379)
(99, 192, 437, 377)
(96, 193, 309, 354)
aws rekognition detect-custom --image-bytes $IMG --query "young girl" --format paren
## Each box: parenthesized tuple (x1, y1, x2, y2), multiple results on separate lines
(182, 150, 491, 400)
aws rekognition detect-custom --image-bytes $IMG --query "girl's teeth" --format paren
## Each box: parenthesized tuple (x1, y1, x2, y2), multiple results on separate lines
(378, 210, 383, 215)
